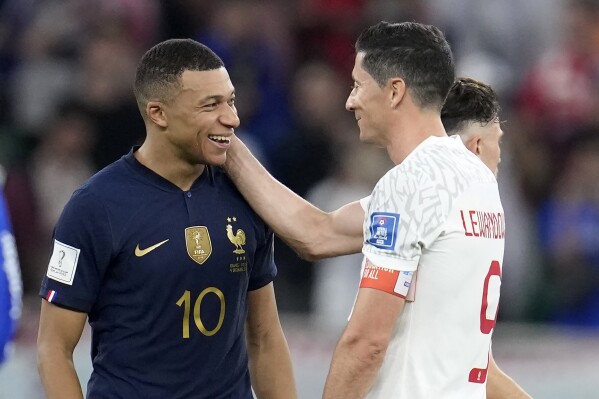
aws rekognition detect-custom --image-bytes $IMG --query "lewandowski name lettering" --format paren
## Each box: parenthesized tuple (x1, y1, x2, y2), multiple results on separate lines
(460, 210, 505, 239)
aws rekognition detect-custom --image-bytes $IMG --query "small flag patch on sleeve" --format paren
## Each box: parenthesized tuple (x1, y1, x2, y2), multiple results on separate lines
(45, 290, 56, 302)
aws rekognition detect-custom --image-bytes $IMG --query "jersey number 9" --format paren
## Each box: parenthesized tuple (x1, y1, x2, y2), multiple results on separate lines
(469, 260, 501, 384)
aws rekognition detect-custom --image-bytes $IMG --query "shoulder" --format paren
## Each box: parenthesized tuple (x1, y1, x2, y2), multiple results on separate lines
(371, 136, 495, 210)
(83, 157, 133, 194)
(63, 158, 134, 217)
(383, 136, 493, 185)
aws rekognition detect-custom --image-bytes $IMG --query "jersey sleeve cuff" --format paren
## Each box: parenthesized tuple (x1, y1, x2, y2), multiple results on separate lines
(362, 250, 418, 272)
(39, 285, 93, 313)
(248, 271, 276, 291)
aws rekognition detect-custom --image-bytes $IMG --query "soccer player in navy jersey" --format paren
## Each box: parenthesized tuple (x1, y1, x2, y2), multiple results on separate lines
(0, 173, 22, 367)
(37, 39, 296, 399)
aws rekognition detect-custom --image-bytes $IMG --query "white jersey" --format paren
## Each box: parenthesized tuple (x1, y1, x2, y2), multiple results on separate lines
(361, 135, 504, 399)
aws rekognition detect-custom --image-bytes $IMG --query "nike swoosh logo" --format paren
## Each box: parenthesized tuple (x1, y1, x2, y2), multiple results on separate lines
(135, 239, 169, 257)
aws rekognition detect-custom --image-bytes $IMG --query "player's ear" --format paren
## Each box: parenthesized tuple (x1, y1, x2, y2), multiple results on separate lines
(147, 101, 168, 128)
(464, 136, 482, 155)
(389, 78, 406, 108)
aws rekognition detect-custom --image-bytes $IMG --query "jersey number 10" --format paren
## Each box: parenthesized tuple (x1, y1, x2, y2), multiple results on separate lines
(176, 288, 226, 338)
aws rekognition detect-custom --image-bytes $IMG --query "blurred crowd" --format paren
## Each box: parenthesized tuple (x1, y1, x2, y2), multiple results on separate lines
(1, 0, 599, 330)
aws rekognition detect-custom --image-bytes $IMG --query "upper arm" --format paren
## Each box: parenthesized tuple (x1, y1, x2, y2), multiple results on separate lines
(40, 190, 112, 313)
(343, 287, 405, 347)
(328, 200, 365, 245)
(246, 283, 281, 342)
(37, 300, 87, 357)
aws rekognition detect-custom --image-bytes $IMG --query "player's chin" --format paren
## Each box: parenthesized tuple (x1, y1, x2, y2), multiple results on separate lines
(358, 131, 367, 143)
(203, 150, 228, 166)
(359, 130, 375, 145)
(200, 140, 229, 165)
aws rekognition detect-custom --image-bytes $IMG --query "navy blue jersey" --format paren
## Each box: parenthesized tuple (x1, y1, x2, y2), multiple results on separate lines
(0, 189, 21, 365)
(39, 148, 277, 399)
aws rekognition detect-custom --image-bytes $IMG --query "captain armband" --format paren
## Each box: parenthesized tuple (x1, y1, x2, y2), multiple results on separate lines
(359, 257, 414, 299)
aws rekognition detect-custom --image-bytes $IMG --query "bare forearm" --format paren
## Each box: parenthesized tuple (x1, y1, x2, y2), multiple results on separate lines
(38, 352, 83, 399)
(248, 331, 297, 399)
(224, 136, 363, 260)
(322, 338, 384, 399)
(225, 137, 327, 258)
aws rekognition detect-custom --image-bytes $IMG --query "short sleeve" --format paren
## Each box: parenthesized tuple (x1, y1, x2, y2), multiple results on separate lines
(359, 196, 371, 212)
(248, 227, 277, 291)
(362, 167, 441, 272)
(39, 189, 113, 312)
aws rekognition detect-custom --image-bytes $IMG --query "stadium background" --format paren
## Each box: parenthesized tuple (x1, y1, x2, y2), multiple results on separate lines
(1, 0, 599, 397)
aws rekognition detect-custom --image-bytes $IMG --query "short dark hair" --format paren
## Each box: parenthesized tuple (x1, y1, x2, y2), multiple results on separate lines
(355, 21, 455, 110)
(441, 77, 500, 135)
(133, 39, 224, 116)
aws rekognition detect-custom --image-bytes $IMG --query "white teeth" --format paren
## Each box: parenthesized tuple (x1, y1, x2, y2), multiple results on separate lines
(208, 135, 230, 143)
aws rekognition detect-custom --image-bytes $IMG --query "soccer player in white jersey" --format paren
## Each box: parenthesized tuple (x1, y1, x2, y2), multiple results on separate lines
(322, 21, 503, 398)
(225, 24, 530, 399)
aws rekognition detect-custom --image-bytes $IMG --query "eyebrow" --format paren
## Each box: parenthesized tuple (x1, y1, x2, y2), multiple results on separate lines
(200, 90, 236, 102)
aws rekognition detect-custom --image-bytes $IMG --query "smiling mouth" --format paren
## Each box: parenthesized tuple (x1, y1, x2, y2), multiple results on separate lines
(208, 135, 230, 144)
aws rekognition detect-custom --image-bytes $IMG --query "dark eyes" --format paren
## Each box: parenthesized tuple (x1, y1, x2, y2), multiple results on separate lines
(203, 98, 235, 109)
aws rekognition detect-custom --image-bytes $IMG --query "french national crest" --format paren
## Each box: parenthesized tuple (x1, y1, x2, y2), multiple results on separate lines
(226, 217, 246, 254)
(185, 226, 212, 265)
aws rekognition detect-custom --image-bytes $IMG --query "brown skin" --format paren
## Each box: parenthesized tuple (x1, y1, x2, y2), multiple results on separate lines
(38, 68, 297, 399)
(247, 283, 297, 399)
(37, 301, 87, 399)
(135, 68, 239, 190)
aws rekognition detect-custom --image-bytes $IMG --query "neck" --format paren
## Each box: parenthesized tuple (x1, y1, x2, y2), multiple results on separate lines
(135, 139, 205, 191)
(386, 108, 447, 165)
